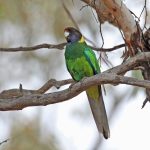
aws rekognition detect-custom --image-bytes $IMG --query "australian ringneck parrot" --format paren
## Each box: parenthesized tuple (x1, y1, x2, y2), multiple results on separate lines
(64, 27, 110, 139)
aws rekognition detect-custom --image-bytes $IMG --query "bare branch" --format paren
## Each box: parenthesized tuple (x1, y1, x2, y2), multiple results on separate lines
(0, 79, 74, 99)
(81, 0, 143, 58)
(139, 0, 148, 30)
(1, 52, 150, 111)
(0, 43, 125, 52)
(37, 78, 74, 94)
(0, 138, 9, 145)
(93, 43, 125, 52)
(0, 43, 66, 52)
(106, 52, 150, 75)
(0, 73, 150, 111)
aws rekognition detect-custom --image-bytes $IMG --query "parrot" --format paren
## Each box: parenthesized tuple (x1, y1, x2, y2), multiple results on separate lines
(64, 27, 110, 139)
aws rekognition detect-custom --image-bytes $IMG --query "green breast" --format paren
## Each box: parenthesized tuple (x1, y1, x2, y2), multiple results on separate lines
(65, 42, 94, 81)
(65, 42, 85, 59)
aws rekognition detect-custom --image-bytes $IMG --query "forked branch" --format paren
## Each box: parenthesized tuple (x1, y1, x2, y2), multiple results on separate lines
(0, 52, 150, 111)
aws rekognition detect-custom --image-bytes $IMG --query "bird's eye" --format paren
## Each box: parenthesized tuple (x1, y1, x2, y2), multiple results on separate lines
(64, 31, 70, 37)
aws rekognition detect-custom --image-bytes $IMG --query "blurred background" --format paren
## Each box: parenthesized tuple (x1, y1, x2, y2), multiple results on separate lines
(0, 0, 150, 150)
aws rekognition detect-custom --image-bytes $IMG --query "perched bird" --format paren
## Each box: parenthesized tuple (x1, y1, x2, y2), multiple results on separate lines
(64, 27, 110, 139)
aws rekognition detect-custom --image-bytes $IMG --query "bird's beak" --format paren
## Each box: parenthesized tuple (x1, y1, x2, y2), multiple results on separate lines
(64, 31, 69, 38)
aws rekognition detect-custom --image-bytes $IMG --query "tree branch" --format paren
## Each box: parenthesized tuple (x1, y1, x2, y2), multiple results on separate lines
(0, 138, 9, 146)
(81, 0, 137, 38)
(0, 73, 150, 111)
(0, 43, 66, 52)
(0, 79, 74, 99)
(0, 43, 125, 52)
(81, 0, 142, 57)
(1, 52, 150, 111)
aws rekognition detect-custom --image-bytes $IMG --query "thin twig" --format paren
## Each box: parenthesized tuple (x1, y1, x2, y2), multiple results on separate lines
(80, 4, 89, 11)
(92, 43, 126, 52)
(0, 43, 126, 52)
(0, 138, 9, 145)
(37, 79, 74, 94)
(141, 98, 149, 108)
(0, 43, 66, 52)
(62, 2, 79, 30)
(143, 0, 148, 30)
(130, 10, 140, 22)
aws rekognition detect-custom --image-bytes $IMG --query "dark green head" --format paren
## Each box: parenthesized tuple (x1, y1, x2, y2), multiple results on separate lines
(64, 27, 82, 43)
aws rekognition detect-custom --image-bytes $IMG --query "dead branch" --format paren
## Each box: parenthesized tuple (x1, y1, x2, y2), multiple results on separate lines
(139, 0, 148, 30)
(1, 52, 150, 111)
(0, 138, 9, 146)
(0, 43, 66, 52)
(91, 43, 125, 52)
(0, 73, 150, 111)
(0, 43, 125, 52)
(37, 79, 74, 93)
(0, 79, 74, 99)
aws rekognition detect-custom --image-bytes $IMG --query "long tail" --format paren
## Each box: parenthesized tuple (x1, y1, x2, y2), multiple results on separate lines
(86, 86, 110, 139)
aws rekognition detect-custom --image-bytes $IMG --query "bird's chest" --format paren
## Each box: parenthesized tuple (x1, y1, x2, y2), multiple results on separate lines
(65, 44, 93, 81)
(70, 57, 93, 81)
(65, 44, 83, 59)
(65, 53, 93, 81)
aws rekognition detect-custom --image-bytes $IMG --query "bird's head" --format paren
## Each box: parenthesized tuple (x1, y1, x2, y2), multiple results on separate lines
(64, 27, 84, 43)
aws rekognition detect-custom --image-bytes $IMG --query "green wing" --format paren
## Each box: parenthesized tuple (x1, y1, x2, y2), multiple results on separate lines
(83, 47, 100, 75)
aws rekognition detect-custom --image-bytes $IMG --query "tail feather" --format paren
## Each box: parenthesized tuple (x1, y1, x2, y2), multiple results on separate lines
(86, 86, 110, 139)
